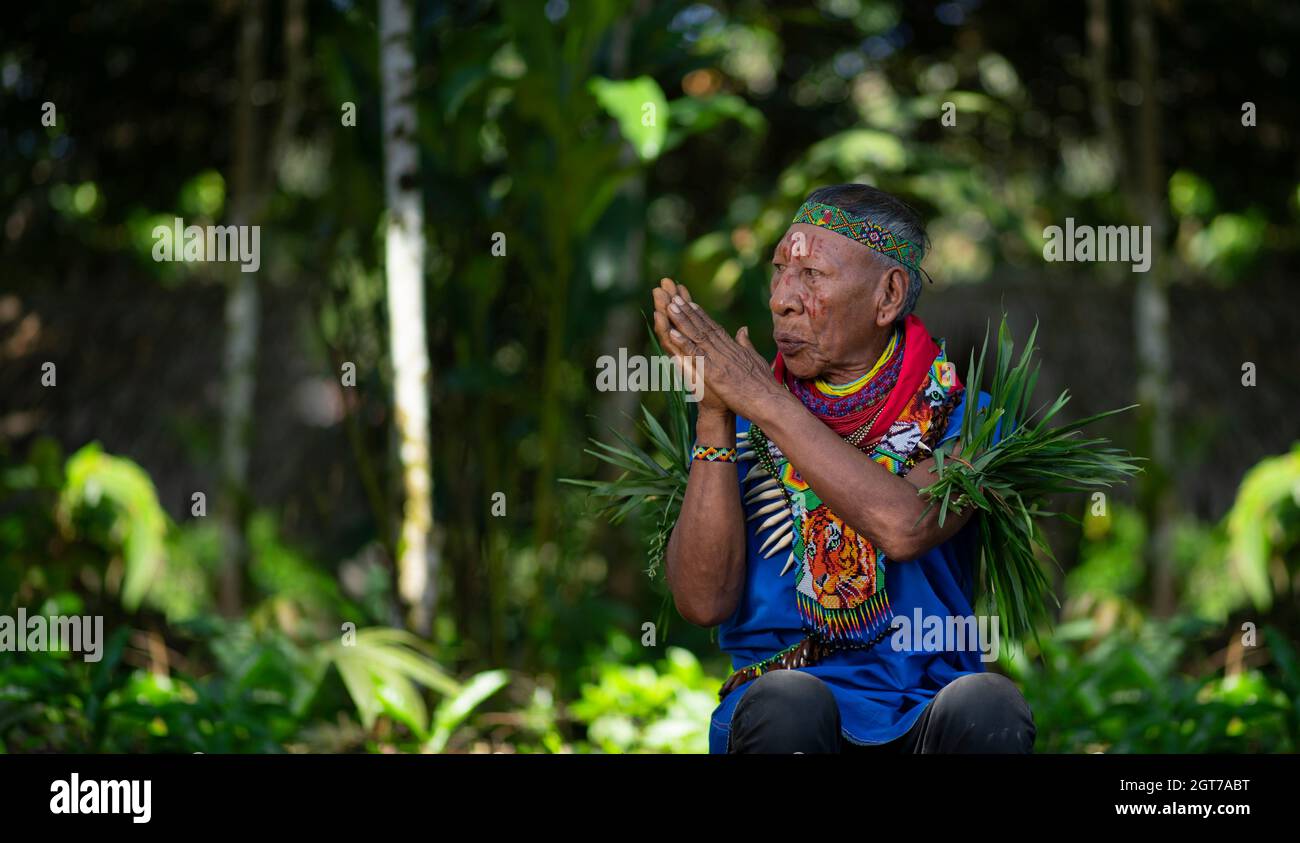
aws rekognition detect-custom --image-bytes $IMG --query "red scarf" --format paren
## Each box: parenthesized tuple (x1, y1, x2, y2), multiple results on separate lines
(771, 314, 943, 447)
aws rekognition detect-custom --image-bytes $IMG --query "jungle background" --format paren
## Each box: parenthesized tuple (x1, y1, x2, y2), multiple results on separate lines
(2, 0, 1298, 754)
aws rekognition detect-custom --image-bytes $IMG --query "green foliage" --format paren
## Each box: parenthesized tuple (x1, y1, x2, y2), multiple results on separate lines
(5, 0, 1299, 756)
(0, 439, 507, 754)
(1076, 446, 1300, 624)
(1070, 505, 1146, 600)
(562, 328, 693, 579)
(921, 315, 1143, 648)
(0, 438, 63, 598)
(321, 627, 457, 736)
(178, 169, 225, 218)
(1, 618, 507, 754)
(1014, 471, 1300, 753)
(0, 624, 305, 753)
(247, 510, 357, 628)
(425, 669, 511, 753)
(57, 443, 168, 612)
(48, 181, 103, 221)
(589, 76, 669, 160)
(319, 627, 507, 748)
(1169, 169, 1216, 218)
(1225, 443, 1300, 611)
(153, 522, 221, 624)
(569, 645, 720, 754)
(1009, 618, 1299, 753)
(664, 93, 766, 152)
(1186, 211, 1269, 282)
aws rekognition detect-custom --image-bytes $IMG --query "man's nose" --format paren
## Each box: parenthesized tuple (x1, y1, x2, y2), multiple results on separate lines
(770, 270, 803, 315)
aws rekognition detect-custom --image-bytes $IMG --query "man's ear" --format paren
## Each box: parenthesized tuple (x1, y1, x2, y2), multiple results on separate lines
(876, 265, 909, 326)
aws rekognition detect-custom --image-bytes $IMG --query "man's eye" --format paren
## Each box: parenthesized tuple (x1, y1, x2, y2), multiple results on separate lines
(804, 267, 820, 277)
(772, 264, 785, 274)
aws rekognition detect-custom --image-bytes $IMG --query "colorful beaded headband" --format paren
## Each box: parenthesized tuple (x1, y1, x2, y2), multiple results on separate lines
(791, 200, 927, 279)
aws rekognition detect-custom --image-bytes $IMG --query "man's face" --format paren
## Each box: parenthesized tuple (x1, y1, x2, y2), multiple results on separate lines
(768, 222, 897, 382)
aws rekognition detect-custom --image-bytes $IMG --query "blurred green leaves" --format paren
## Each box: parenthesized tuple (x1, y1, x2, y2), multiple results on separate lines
(1185, 211, 1268, 280)
(1226, 443, 1300, 611)
(569, 646, 719, 753)
(2, 437, 510, 753)
(425, 669, 510, 753)
(665, 93, 766, 152)
(57, 443, 166, 612)
(1008, 617, 1298, 753)
(1169, 170, 1216, 218)
(178, 170, 225, 218)
(320, 627, 506, 748)
(589, 76, 669, 161)
(1170, 169, 1268, 281)
(48, 181, 102, 221)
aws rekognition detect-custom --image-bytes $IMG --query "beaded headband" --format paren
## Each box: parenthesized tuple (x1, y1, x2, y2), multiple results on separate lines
(791, 199, 928, 280)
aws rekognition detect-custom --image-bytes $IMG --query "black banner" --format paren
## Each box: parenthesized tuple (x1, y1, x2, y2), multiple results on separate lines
(0, 753, 1288, 829)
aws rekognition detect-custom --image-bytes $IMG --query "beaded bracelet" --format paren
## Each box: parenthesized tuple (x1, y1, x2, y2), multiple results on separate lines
(692, 445, 738, 463)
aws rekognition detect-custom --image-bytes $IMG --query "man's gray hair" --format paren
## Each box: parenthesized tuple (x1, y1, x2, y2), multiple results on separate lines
(802, 184, 929, 319)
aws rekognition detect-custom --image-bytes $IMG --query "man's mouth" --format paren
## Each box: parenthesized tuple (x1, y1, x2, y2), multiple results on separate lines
(773, 333, 808, 354)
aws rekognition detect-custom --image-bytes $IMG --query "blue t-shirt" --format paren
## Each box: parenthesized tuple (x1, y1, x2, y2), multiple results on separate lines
(708, 389, 994, 752)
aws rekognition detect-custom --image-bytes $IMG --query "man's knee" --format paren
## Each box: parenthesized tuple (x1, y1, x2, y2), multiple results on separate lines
(925, 672, 1036, 753)
(728, 670, 840, 754)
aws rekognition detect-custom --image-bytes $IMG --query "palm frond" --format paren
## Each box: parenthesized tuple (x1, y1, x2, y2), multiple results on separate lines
(918, 314, 1143, 647)
(559, 321, 692, 579)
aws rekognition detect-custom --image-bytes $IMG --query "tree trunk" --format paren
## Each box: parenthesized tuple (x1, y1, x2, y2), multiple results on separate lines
(218, 0, 264, 617)
(380, 0, 437, 635)
(1086, 0, 1122, 178)
(1131, 0, 1178, 617)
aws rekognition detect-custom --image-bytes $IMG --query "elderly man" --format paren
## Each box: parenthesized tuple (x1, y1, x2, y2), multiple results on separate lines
(651, 183, 1036, 754)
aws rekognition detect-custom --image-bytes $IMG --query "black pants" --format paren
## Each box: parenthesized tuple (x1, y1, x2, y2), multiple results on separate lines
(726, 670, 1036, 753)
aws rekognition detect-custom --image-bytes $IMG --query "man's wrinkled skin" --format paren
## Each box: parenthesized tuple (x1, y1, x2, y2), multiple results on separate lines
(652, 222, 973, 627)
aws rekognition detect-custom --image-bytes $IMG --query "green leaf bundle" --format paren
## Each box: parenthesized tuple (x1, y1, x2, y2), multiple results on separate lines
(918, 315, 1142, 647)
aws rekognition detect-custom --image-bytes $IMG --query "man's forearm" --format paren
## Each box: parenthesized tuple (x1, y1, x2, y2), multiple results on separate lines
(665, 410, 747, 626)
(750, 391, 958, 560)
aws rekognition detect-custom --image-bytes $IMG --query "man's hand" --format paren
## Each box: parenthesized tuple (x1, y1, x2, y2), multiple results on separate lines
(652, 278, 728, 417)
(652, 277, 780, 420)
